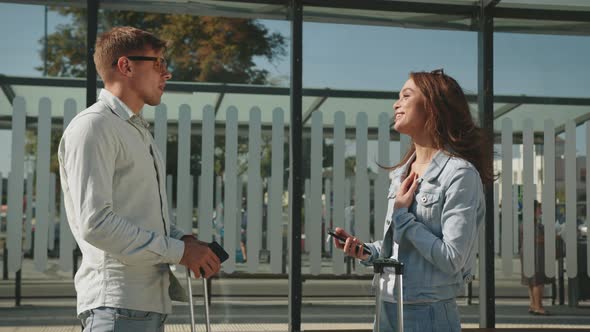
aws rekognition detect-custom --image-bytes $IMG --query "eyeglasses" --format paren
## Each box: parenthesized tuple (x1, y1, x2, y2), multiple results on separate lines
(112, 56, 169, 74)
(430, 68, 445, 76)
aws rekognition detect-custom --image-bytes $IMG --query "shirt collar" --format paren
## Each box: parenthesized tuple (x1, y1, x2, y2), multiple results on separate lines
(98, 89, 150, 129)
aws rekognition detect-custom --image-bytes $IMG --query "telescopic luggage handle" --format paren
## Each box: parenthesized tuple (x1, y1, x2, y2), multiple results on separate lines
(373, 258, 404, 274)
(373, 258, 404, 332)
(186, 241, 229, 332)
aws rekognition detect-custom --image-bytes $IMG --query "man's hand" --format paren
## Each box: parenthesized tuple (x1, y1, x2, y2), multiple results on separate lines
(394, 172, 419, 210)
(178, 236, 221, 279)
(332, 227, 369, 260)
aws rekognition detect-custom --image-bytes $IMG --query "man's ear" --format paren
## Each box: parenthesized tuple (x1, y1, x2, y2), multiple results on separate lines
(115, 58, 133, 77)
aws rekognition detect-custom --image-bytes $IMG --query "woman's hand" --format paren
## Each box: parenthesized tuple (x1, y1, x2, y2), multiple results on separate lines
(332, 227, 370, 260)
(394, 172, 419, 210)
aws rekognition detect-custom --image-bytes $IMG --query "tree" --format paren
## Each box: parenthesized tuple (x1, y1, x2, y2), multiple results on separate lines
(35, 8, 286, 179)
(38, 8, 286, 84)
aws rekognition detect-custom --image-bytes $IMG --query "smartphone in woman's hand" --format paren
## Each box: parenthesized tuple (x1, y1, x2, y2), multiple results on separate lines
(327, 229, 371, 255)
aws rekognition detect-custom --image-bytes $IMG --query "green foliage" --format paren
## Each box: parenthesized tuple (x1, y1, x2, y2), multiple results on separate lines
(37, 8, 286, 84)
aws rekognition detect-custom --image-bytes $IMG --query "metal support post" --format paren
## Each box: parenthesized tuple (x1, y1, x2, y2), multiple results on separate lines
(86, 0, 98, 107)
(289, 0, 303, 331)
(478, 0, 498, 327)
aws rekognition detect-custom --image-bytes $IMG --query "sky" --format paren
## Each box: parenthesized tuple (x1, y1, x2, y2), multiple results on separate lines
(0, 3, 589, 174)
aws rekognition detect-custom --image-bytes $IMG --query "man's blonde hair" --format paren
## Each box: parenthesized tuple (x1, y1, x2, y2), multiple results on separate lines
(94, 26, 168, 81)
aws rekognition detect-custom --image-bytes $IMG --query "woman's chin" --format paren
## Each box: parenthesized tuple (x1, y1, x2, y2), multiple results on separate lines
(393, 123, 407, 134)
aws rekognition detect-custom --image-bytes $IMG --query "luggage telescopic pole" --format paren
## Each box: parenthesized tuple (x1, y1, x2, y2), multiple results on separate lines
(203, 276, 211, 332)
(186, 267, 196, 332)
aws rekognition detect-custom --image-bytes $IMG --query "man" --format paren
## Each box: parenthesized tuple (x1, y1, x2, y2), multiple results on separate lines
(58, 26, 221, 331)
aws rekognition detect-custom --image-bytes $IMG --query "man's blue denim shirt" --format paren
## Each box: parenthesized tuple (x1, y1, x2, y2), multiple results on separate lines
(363, 150, 485, 303)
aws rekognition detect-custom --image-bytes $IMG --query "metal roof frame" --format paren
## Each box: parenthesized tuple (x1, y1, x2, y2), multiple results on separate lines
(2, 0, 590, 32)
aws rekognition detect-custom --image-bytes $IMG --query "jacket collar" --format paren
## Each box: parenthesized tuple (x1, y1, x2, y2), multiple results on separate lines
(396, 149, 451, 183)
(422, 150, 452, 182)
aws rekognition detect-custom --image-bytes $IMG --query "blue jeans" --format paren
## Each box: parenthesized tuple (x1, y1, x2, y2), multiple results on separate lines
(374, 299, 461, 332)
(80, 307, 167, 332)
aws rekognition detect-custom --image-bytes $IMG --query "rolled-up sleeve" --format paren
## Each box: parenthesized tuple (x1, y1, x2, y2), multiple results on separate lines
(392, 168, 482, 275)
(59, 114, 184, 265)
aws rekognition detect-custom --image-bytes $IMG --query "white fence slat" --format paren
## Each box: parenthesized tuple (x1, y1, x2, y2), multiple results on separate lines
(324, 178, 332, 259)
(237, 176, 244, 261)
(310, 111, 323, 275)
(544, 120, 556, 278)
(247, 107, 262, 273)
(199, 105, 215, 243)
(176, 105, 192, 233)
(48, 173, 56, 251)
(513, 184, 519, 256)
(332, 111, 345, 274)
(166, 175, 173, 225)
(33, 98, 51, 272)
(269, 108, 284, 274)
(24, 172, 33, 252)
(565, 120, 577, 277)
(355, 113, 370, 272)
(7, 97, 26, 273)
(224, 107, 238, 272)
(375, 112, 390, 242)
(154, 104, 167, 175)
(59, 185, 71, 271)
(501, 118, 513, 276)
(47, 173, 56, 251)
(522, 119, 534, 278)
(344, 178, 351, 232)
(304, 179, 311, 256)
(215, 176, 223, 244)
(263, 179, 269, 253)
(58, 99, 77, 271)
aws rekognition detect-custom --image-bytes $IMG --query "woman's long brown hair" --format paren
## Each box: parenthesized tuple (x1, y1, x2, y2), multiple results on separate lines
(392, 70, 494, 184)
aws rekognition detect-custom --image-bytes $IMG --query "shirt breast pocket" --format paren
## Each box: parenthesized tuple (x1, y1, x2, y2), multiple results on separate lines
(415, 191, 442, 223)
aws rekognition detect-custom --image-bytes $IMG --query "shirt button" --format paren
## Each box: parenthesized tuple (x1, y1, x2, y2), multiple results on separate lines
(421, 196, 427, 203)
(386, 219, 391, 225)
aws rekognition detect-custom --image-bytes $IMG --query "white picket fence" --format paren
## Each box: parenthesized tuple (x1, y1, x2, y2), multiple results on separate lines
(3, 97, 589, 280)
(498, 118, 590, 279)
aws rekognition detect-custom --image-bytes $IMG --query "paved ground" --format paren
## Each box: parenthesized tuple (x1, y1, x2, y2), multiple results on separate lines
(2, 257, 590, 331)
(1, 296, 589, 331)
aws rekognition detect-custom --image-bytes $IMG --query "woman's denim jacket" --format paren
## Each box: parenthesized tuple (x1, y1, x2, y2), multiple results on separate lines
(363, 150, 485, 303)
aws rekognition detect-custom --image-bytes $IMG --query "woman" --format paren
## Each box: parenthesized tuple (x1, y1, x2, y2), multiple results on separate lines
(334, 69, 493, 331)
(519, 200, 555, 316)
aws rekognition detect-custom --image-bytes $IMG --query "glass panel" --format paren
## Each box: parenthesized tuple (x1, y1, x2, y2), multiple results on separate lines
(495, 33, 590, 98)
(0, 3, 85, 78)
(9, 85, 86, 117)
(300, 21, 478, 330)
(494, 29, 590, 323)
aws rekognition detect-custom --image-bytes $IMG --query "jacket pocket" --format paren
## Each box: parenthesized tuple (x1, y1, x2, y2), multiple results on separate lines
(415, 191, 441, 223)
